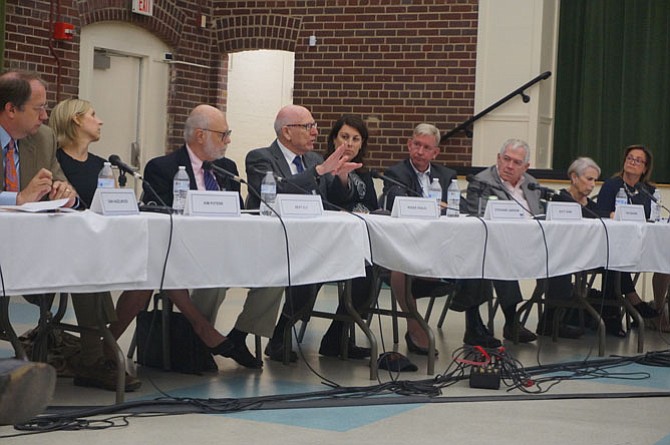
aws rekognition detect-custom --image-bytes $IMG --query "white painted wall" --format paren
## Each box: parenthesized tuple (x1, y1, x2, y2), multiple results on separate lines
(225, 50, 295, 183)
(79, 22, 170, 191)
(472, 0, 559, 169)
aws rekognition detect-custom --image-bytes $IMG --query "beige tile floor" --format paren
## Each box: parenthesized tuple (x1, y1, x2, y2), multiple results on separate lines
(2, 284, 670, 444)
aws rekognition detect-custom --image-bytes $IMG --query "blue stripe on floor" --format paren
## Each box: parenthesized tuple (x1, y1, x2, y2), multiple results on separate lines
(131, 376, 422, 431)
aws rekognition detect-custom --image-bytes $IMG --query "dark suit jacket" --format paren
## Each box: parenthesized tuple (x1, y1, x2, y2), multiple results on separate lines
(464, 165, 542, 216)
(244, 140, 352, 210)
(142, 145, 242, 207)
(381, 158, 457, 211)
(0, 124, 67, 192)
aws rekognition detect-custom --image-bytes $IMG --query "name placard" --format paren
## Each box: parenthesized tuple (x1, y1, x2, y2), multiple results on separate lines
(545, 202, 582, 221)
(483, 200, 526, 220)
(275, 194, 323, 218)
(614, 204, 646, 222)
(184, 191, 241, 217)
(90, 188, 139, 215)
(391, 197, 439, 220)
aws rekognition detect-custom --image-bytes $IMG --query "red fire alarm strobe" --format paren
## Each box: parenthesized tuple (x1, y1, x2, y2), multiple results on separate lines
(53, 22, 75, 41)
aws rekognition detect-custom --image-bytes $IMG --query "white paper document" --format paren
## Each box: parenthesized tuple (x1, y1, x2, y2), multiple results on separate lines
(0, 198, 74, 213)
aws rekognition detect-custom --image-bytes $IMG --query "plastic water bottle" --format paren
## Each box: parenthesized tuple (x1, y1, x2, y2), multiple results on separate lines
(428, 178, 442, 207)
(615, 187, 627, 208)
(172, 166, 189, 214)
(446, 179, 460, 217)
(97, 161, 115, 188)
(260, 171, 277, 216)
(651, 189, 662, 222)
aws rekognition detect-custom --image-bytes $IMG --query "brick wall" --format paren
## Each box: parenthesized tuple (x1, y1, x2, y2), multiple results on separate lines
(3, 0, 478, 167)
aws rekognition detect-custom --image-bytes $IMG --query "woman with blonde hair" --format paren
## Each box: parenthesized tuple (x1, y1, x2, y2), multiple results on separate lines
(49, 98, 106, 207)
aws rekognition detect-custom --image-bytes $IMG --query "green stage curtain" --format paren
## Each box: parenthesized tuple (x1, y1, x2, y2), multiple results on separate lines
(553, 0, 670, 182)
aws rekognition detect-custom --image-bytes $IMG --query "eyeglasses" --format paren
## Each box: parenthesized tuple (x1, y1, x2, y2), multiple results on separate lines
(286, 122, 318, 131)
(625, 155, 646, 166)
(201, 128, 232, 141)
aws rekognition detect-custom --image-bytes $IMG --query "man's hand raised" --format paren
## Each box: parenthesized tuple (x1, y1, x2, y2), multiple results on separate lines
(316, 143, 362, 184)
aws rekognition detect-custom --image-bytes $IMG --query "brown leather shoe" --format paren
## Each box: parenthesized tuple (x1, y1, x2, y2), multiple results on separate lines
(0, 359, 55, 425)
(71, 356, 141, 392)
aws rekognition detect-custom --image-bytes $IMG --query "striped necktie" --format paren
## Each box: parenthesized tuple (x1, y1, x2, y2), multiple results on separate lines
(203, 168, 220, 191)
(4, 139, 18, 192)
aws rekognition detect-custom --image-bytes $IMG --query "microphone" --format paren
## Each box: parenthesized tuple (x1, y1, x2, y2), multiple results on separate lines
(465, 174, 505, 192)
(527, 182, 557, 199)
(370, 170, 422, 197)
(635, 183, 670, 220)
(466, 174, 539, 217)
(109, 155, 142, 180)
(248, 166, 289, 183)
(202, 160, 246, 184)
(552, 190, 606, 220)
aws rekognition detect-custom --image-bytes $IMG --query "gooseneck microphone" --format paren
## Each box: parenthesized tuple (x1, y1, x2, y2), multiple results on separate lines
(108, 154, 171, 211)
(109, 154, 143, 180)
(370, 170, 422, 197)
(527, 182, 557, 200)
(202, 160, 246, 184)
(635, 183, 670, 221)
(465, 174, 505, 193)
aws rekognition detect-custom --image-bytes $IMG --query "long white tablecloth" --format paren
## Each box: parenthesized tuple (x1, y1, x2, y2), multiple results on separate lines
(0, 210, 370, 295)
(362, 214, 670, 279)
(2, 210, 669, 295)
(0, 211, 149, 295)
(133, 211, 370, 289)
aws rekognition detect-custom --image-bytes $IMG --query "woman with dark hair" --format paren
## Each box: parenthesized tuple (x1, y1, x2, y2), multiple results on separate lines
(596, 145, 668, 325)
(325, 115, 378, 213)
(597, 144, 655, 217)
(315, 115, 378, 359)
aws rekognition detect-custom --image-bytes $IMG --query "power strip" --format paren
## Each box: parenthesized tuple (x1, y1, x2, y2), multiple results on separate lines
(469, 363, 501, 390)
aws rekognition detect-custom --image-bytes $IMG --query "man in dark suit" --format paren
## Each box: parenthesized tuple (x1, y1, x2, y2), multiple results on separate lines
(245, 104, 364, 362)
(380, 123, 459, 356)
(112, 105, 271, 370)
(459, 138, 543, 345)
(382, 123, 457, 212)
(141, 108, 241, 207)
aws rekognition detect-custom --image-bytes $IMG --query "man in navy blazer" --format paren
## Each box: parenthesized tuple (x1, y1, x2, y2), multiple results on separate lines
(379, 124, 460, 356)
(142, 114, 241, 208)
(381, 123, 457, 212)
(115, 105, 272, 369)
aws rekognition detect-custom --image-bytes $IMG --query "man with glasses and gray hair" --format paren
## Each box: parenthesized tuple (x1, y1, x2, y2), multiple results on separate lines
(245, 104, 362, 362)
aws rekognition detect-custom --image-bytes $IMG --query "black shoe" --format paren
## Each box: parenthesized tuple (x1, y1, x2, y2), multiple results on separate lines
(405, 332, 439, 356)
(264, 342, 298, 363)
(536, 322, 583, 339)
(463, 328, 502, 348)
(503, 324, 537, 343)
(633, 301, 659, 319)
(319, 338, 371, 359)
(208, 339, 235, 357)
(219, 340, 263, 369)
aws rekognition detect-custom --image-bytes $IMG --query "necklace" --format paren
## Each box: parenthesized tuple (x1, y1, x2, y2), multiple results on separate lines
(622, 181, 639, 197)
